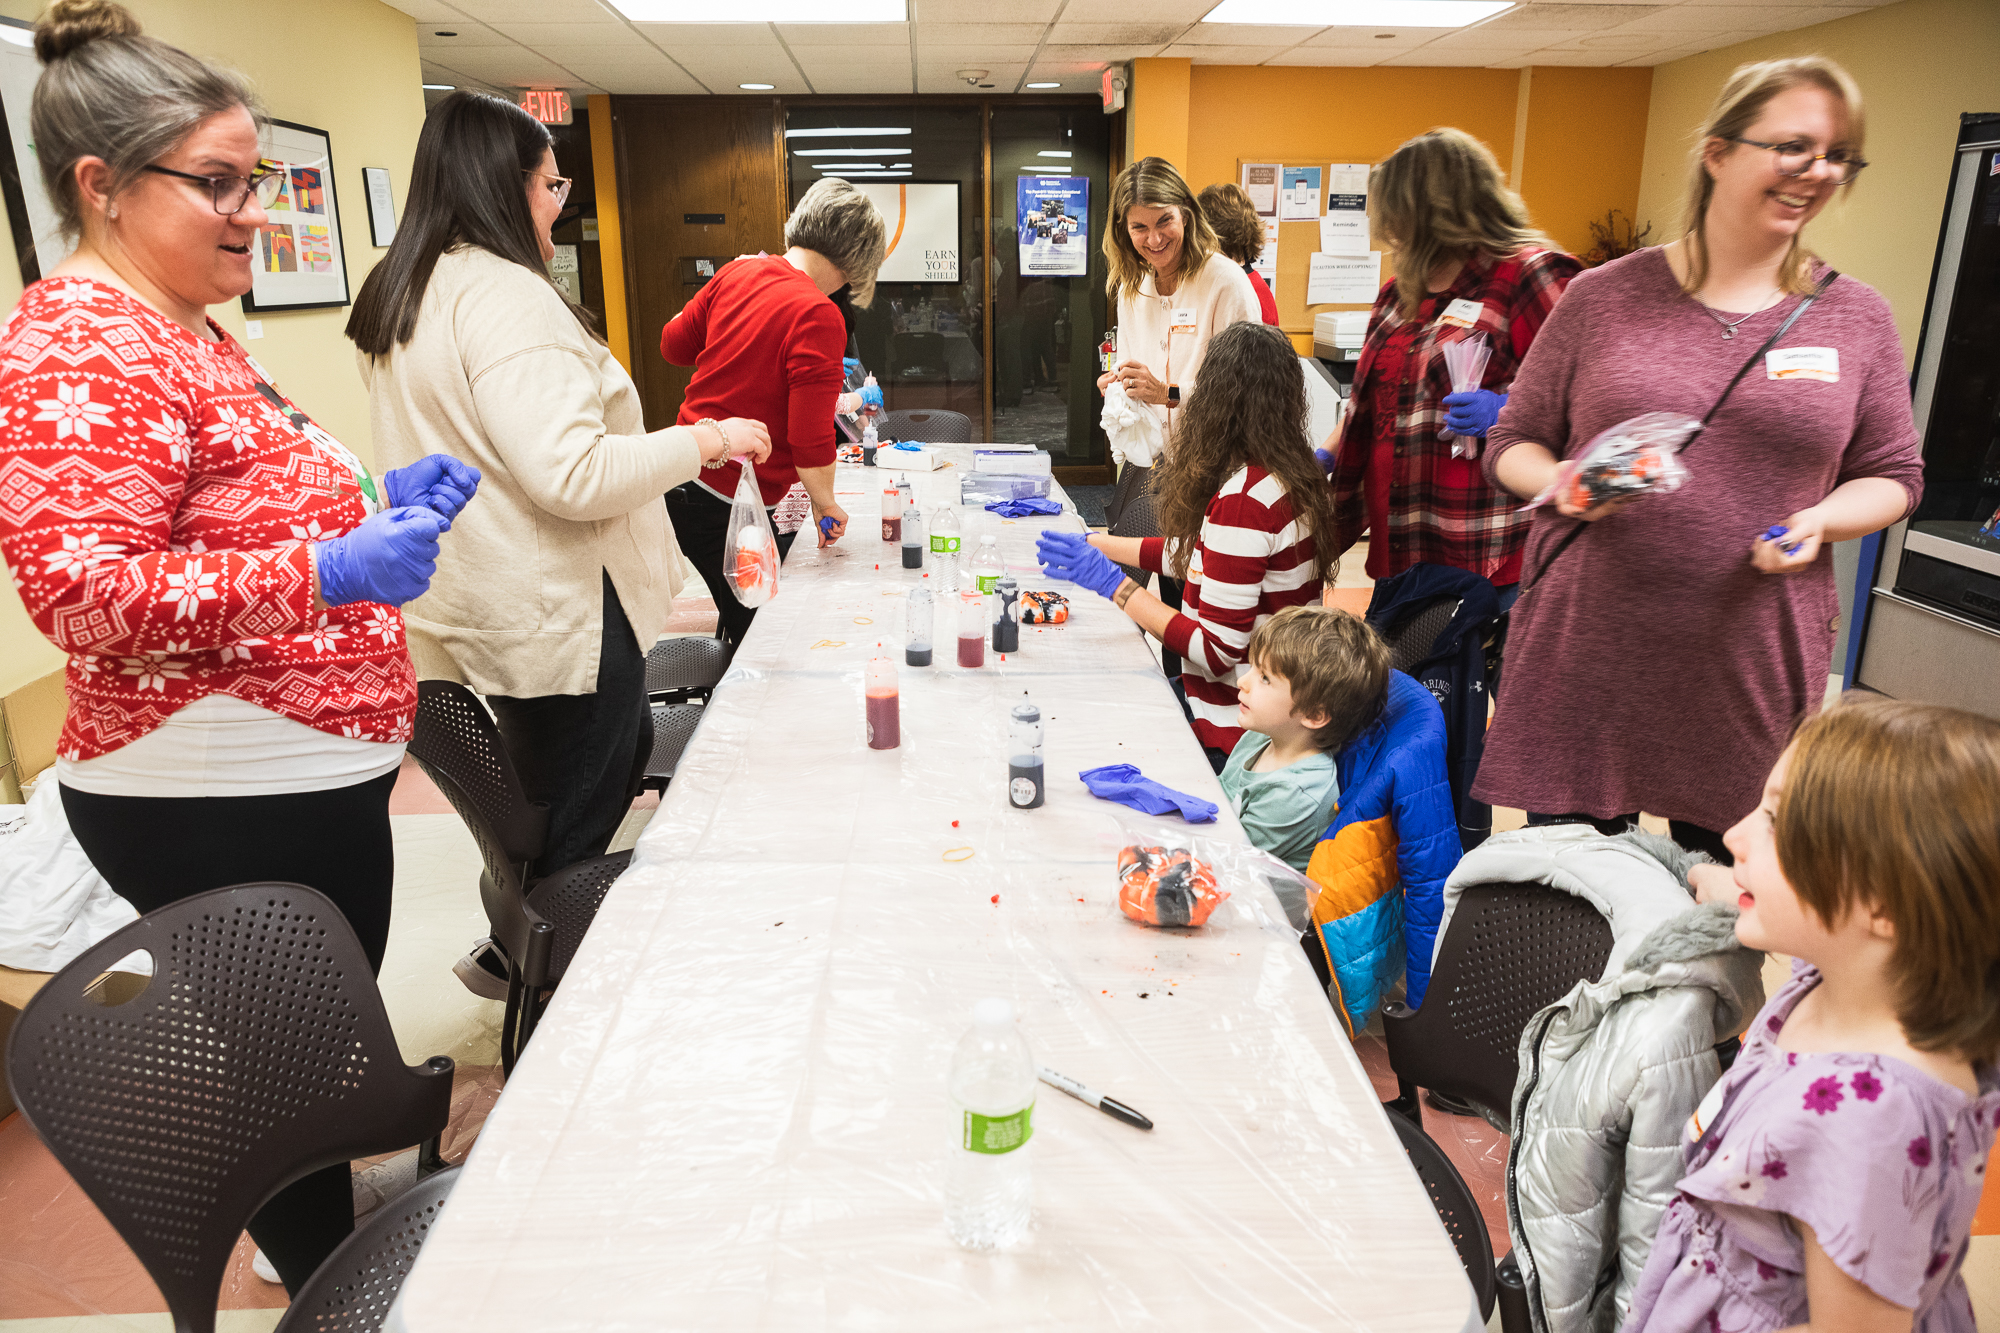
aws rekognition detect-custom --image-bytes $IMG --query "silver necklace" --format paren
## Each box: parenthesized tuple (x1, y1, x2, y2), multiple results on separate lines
(1697, 289, 1781, 340)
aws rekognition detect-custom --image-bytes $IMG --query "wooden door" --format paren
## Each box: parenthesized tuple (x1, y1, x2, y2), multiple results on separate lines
(613, 97, 783, 430)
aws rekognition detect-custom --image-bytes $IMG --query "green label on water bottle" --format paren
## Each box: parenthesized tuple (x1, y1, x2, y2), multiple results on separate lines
(976, 573, 1000, 594)
(932, 535, 961, 555)
(962, 1102, 1034, 1155)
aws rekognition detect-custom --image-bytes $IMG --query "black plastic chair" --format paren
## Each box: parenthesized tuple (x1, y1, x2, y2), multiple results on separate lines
(1105, 463, 1186, 678)
(1389, 1110, 1497, 1323)
(1383, 882, 1614, 1129)
(644, 630, 728, 704)
(1379, 597, 1463, 674)
(641, 701, 705, 794)
(881, 407, 973, 444)
(273, 1164, 462, 1333)
(408, 680, 634, 1075)
(4, 883, 455, 1333)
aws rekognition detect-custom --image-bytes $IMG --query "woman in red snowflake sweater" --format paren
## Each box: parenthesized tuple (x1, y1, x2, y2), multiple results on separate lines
(0, 0, 478, 1291)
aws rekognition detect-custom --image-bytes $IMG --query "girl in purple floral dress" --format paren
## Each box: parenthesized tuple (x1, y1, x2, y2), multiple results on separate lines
(1625, 697, 2000, 1333)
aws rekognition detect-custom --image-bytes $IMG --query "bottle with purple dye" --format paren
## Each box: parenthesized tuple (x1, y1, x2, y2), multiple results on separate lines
(866, 647, 900, 749)
(956, 589, 985, 668)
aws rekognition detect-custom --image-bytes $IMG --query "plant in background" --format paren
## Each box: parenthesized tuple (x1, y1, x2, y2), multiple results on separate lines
(1581, 210, 1655, 267)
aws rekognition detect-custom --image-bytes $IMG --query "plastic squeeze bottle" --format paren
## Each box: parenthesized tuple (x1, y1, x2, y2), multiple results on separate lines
(990, 574, 1020, 654)
(902, 500, 926, 570)
(881, 479, 901, 544)
(956, 589, 986, 669)
(865, 647, 900, 750)
(930, 504, 962, 593)
(970, 533, 1004, 595)
(906, 586, 933, 667)
(1007, 692, 1044, 810)
(945, 997, 1035, 1250)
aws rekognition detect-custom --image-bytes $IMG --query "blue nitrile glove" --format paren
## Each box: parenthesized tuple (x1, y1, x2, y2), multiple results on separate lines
(843, 357, 863, 377)
(1442, 389, 1506, 437)
(312, 507, 446, 607)
(1314, 447, 1335, 477)
(860, 382, 885, 412)
(987, 497, 1062, 518)
(1078, 763, 1219, 823)
(384, 453, 481, 528)
(1036, 529, 1128, 601)
(1761, 523, 1801, 555)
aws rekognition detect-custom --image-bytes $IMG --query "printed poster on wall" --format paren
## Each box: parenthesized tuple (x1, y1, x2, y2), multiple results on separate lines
(1320, 161, 1372, 257)
(1241, 163, 1279, 217)
(857, 181, 960, 284)
(244, 119, 350, 312)
(1017, 175, 1089, 277)
(1307, 250, 1382, 305)
(1279, 166, 1322, 220)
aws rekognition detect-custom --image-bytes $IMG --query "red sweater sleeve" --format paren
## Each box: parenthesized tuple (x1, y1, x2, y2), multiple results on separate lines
(661, 277, 715, 366)
(784, 301, 846, 467)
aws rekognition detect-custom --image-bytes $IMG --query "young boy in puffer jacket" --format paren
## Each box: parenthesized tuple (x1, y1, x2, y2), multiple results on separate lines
(1438, 825, 1766, 1333)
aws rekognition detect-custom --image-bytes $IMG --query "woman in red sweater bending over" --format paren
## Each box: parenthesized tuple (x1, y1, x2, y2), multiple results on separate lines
(1038, 322, 1336, 770)
(662, 177, 886, 646)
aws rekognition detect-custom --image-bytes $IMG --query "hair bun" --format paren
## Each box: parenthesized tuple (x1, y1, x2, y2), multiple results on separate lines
(34, 0, 141, 64)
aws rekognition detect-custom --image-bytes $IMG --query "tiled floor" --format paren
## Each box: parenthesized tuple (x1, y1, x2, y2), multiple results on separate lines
(5, 584, 1999, 1331)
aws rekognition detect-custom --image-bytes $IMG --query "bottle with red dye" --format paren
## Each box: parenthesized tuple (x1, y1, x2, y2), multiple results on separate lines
(882, 480, 901, 544)
(956, 589, 986, 668)
(866, 647, 900, 749)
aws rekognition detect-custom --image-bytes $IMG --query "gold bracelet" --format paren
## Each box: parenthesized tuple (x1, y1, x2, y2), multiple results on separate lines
(698, 417, 731, 469)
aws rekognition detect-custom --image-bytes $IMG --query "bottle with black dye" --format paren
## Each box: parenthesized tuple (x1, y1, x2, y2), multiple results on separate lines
(902, 500, 925, 570)
(906, 586, 933, 667)
(1007, 692, 1044, 809)
(990, 574, 1020, 654)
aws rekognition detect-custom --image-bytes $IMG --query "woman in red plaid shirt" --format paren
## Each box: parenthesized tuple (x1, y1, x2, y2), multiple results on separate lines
(1327, 129, 1581, 591)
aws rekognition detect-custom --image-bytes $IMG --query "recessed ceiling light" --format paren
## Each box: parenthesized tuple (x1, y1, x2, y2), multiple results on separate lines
(1200, 0, 1511, 26)
(422, 83, 456, 89)
(608, 0, 904, 18)
(785, 127, 913, 138)
(1026, 81, 1060, 88)
(740, 82, 776, 89)
(1037, 150, 1072, 158)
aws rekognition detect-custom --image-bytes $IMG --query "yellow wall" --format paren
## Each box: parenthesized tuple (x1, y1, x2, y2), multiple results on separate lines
(1633, 0, 2000, 366)
(1519, 67, 1654, 258)
(0, 0, 427, 706)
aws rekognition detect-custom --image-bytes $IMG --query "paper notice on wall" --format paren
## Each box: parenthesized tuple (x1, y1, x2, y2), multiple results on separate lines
(1241, 163, 1280, 217)
(1307, 250, 1382, 305)
(1254, 217, 1279, 287)
(1319, 211, 1369, 255)
(1279, 166, 1322, 220)
(1326, 162, 1370, 212)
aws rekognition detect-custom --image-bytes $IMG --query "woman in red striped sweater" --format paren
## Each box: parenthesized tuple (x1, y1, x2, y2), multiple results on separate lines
(1038, 322, 1337, 769)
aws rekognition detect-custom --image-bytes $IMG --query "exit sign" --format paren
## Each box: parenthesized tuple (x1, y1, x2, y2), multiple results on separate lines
(519, 89, 573, 126)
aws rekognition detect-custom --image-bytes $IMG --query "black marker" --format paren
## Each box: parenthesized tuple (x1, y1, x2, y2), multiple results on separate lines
(1038, 1065, 1153, 1131)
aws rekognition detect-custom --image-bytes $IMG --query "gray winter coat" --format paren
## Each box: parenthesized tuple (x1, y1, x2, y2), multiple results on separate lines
(1434, 826, 1766, 1333)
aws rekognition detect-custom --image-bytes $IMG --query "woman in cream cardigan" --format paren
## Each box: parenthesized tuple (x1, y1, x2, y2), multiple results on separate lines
(349, 92, 769, 892)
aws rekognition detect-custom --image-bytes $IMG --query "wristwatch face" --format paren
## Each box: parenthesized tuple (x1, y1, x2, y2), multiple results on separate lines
(1166, 386, 1180, 404)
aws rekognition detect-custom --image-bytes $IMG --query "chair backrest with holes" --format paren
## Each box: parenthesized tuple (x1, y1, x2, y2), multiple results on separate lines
(1380, 598, 1462, 674)
(1389, 1109, 1497, 1320)
(1396, 883, 1615, 1120)
(273, 1164, 461, 1333)
(5, 884, 454, 1333)
(881, 408, 973, 444)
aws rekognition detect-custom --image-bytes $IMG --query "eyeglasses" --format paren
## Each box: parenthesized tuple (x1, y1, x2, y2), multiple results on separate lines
(1727, 137, 1869, 186)
(142, 164, 287, 216)
(523, 169, 573, 207)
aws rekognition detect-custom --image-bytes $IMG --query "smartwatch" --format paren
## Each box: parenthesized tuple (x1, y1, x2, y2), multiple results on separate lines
(1166, 385, 1181, 405)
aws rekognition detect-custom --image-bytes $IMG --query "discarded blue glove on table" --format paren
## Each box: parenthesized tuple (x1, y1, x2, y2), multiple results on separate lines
(986, 497, 1062, 518)
(1442, 389, 1506, 437)
(1078, 763, 1218, 823)
(1036, 529, 1128, 600)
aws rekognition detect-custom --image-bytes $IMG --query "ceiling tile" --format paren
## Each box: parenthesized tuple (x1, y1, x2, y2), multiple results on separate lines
(911, 0, 1062, 20)
(426, 47, 593, 84)
(910, 21, 1049, 41)
(448, 0, 627, 22)
(800, 68, 917, 93)
(774, 22, 912, 45)
(1479, 2, 1664, 29)
(1607, 4, 1864, 34)
(1177, 20, 1322, 42)
(382, 0, 467, 20)
(1511, 47, 1635, 61)
(672, 51, 809, 87)
(535, 43, 689, 67)
(589, 67, 710, 92)
(631, 22, 785, 44)
(913, 42, 1042, 61)
(1262, 47, 1393, 64)
(1158, 42, 1293, 60)
(491, 22, 643, 44)
(1536, 29, 1678, 48)
(1047, 21, 1184, 42)
(916, 62, 1025, 90)
(1377, 46, 1528, 64)
(1300, 25, 1434, 44)
(417, 23, 518, 47)
(1055, 0, 1212, 25)
(1037, 41, 1169, 61)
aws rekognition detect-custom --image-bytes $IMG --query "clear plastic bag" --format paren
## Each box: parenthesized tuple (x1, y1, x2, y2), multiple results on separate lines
(1104, 811, 1318, 934)
(1525, 411, 1701, 513)
(725, 459, 781, 608)
(1437, 332, 1492, 459)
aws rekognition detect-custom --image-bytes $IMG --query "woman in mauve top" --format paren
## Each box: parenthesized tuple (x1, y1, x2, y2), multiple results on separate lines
(1327, 128, 1580, 588)
(1477, 57, 1921, 860)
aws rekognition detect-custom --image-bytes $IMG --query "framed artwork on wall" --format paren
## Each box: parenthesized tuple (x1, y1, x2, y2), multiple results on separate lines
(855, 181, 960, 284)
(243, 119, 351, 312)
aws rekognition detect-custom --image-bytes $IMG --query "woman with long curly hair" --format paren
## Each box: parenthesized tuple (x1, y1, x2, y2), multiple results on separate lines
(1039, 322, 1336, 768)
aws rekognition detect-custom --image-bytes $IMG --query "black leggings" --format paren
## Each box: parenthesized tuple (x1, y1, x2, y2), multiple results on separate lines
(62, 767, 399, 1295)
(1524, 810, 1732, 866)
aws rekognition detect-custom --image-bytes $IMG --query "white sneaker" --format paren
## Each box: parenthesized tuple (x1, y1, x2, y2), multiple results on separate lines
(250, 1247, 280, 1283)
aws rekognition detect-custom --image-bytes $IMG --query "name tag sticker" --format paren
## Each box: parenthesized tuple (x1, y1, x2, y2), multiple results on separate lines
(1766, 346, 1839, 382)
(1169, 308, 1197, 335)
(1439, 298, 1485, 329)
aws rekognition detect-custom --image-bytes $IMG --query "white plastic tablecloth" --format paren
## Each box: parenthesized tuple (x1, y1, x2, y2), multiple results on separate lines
(390, 449, 1478, 1333)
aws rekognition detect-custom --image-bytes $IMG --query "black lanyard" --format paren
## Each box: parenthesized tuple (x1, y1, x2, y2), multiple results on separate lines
(1517, 269, 1839, 597)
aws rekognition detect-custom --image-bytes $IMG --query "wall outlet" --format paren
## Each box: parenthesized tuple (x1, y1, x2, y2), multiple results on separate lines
(244, 320, 264, 339)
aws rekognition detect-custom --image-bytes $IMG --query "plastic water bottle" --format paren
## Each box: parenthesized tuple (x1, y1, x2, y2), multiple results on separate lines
(931, 504, 961, 593)
(970, 533, 1004, 595)
(1008, 692, 1044, 809)
(902, 500, 925, 570)
(945, 997, 1035, 1250)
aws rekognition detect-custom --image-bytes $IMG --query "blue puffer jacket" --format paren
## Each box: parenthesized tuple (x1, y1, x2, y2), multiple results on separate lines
(1303, 671, 1461, 1036)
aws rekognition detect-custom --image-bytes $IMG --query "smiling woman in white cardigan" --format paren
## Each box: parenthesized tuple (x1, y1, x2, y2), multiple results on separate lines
(348, 91, 770, 887)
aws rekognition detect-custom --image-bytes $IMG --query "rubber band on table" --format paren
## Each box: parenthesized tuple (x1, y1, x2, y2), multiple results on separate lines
(942, 846, 976, 862)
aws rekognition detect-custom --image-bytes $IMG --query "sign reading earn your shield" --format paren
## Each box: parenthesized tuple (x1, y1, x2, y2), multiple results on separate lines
(856, 182, 960, 284)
